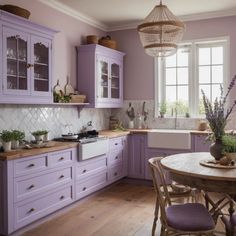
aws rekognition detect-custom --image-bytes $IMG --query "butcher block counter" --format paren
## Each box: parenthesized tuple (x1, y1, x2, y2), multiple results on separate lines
(0, 141, 78, 161)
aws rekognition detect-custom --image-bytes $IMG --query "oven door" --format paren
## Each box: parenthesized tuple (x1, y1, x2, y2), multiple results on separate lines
(79, 139, 109, 161)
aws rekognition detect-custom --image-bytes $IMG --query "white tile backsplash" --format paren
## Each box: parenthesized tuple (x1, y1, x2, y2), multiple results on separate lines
(0, 105, 111, 141)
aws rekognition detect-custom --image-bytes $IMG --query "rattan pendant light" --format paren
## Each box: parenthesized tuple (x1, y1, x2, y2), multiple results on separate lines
(137, 0, 185, 57)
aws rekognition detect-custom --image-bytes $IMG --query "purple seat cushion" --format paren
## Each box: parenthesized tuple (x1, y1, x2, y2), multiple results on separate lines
(232, 214, 236, 226)
(166, 203, 215, 231)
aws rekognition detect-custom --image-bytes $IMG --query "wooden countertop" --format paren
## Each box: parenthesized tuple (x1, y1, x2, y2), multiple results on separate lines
(99, 130, 130, 138)
(0, 141, 78, 161)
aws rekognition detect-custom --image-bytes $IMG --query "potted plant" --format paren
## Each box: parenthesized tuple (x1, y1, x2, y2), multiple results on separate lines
(222, 134, 236, 161)
(159, 102, 167, 118)
(202, 75, 236, 160)
(11, 130, 25, 149)
(0, 130, 13, 151)
(32, 130, 48, 143)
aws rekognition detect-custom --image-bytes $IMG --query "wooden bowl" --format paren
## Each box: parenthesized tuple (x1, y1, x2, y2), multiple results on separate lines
(0, 5, 30, 19)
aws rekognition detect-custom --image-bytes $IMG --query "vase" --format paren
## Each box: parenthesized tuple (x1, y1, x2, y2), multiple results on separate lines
(2, 141, 11, 152)
(128, 120, 134, 129)
(210, 139, 224, 160)
(12, 140, 19, 149)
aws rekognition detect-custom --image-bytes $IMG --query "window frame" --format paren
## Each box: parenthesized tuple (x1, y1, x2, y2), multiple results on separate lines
(154, 36, 230, 118)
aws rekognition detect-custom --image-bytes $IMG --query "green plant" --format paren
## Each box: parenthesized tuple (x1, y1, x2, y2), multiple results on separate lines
(32, 130, 48, 136)
(11, 130, 25, 141)
(0, 130, 13, 142)
(159, 102, 167, 114)
(222, 135, 236, 153)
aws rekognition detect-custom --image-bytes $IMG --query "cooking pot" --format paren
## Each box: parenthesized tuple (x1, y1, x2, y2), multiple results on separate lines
(62, 133, 78, 140)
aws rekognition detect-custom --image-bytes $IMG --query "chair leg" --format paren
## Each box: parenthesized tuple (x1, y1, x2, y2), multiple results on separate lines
(152, 197, 159, 236)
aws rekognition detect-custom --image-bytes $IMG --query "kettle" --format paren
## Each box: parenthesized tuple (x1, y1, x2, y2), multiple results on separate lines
(86, 121, 94, 131)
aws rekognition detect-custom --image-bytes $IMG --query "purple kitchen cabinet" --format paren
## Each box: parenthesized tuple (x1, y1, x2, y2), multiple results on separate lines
(128, 134, 146, 179)
(191, 134, 211, 152)
(0, 10, 57, 104)
(77, 44, 125, 108)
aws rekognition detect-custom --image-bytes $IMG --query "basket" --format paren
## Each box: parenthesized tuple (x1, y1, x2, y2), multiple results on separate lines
(98, 39, 117, 50)
(70, 95, 86, 103)
(86, 35, 98, 44)
(0, 5, 30, 19)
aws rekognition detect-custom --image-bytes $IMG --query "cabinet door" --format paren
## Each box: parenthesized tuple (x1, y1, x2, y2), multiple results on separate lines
(31, 36, 51, 96)
(110, 59, 122, 101)
(3, 27, 30, 95)
(97, 55, 109, 100)
(192, 134, 211, 152)
(128, 134, 146, 179)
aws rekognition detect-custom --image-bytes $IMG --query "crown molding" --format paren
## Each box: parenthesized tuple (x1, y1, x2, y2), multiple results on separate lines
(38, 0, 108, 31)
(38, 0, 236, 32)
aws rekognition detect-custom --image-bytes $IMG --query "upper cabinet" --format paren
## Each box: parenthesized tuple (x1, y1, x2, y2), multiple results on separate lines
(77, 44, 125, 108)
(0, 10, 57, 104)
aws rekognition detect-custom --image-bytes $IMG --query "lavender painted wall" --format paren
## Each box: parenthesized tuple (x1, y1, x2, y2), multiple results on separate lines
(0, 0, 105, 89)
(110, 16, 236, 101)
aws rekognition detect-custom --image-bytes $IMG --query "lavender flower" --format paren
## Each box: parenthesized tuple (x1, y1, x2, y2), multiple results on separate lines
(201, 75, 236, 141)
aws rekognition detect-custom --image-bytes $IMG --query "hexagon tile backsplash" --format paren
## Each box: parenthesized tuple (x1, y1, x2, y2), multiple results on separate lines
(0, 105, 111, 141)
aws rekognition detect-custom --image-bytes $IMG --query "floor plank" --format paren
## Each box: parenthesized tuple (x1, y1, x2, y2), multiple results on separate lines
(21, 182, 226, 236)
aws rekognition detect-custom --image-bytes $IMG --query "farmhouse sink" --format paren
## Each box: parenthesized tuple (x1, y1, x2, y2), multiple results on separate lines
(147, 129, 191, 150)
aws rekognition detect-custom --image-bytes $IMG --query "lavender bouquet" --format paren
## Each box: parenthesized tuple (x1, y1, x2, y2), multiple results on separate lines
(201, 75, 236, 141)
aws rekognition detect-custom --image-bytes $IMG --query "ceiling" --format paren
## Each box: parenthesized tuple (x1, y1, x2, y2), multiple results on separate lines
(39, 0, 236, 31)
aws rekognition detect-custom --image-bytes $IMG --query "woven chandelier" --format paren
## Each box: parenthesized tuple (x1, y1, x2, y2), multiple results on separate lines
(137, 0, 185, 57)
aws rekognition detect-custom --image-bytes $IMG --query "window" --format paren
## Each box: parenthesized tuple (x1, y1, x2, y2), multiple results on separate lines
(155, 37, 229, 118)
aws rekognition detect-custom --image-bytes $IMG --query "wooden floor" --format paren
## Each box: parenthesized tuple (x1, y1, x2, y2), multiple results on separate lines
(21, 182, 226, 236)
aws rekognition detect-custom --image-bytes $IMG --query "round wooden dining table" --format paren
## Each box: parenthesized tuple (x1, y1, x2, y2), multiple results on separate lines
(160, 152, 236, 195)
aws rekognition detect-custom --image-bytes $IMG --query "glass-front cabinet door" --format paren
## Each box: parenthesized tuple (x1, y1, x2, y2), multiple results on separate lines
(97, 56, 109, 99)
(110, 61, 121, 99)
(3, 28, 30, 94)
(31, 36, 51, 95)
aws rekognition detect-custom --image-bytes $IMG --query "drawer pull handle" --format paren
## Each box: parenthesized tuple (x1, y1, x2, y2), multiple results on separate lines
(114, 172, 118, 176)
(82, 169, 87, 173)
(115, 143, 118, 145)
(59, 157, 64, 161)
(27, 163, 35, 168)
(60, 195, 65, 200)
(59, 175, 64, 179)
(28, 208, 35, 213)
(83, 187, 87, 191)
(115, 156, 118, 159)
(28, 184, 35, 190)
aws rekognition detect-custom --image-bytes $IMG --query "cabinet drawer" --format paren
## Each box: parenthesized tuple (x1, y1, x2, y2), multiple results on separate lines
(108, 149, 123, 167)
(48, 150, 73, 167)
(109, 137, 123, 150)
(14, 167, 72, 202)
(108, 164, 123, 183)
(14, 155, 47, 177)
(76, 155, 107, 179)
(76, 172, 107, 200)
(15, 185, 73, 229)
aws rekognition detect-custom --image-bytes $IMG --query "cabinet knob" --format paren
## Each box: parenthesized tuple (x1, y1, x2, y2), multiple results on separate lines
(59, 157, 64, 161)
(115, 156, 118, 160)
(60, 196, 65, 200)
(115, 143, 118, 146)
(27, 163, 35, 168)
(82, 169, 87, 173)
(59, 175, 64, 179)
(28, 208, 35, 213)
(114, 172, 118, 176)
(28, 184, 35, 190)
(27, 64, 34, 68)
(83, 187, 87, 191)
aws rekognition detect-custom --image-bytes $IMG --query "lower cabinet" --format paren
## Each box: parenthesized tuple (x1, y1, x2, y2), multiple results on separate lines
(191, 134, 211, 152)
(128, 134, 146, 179)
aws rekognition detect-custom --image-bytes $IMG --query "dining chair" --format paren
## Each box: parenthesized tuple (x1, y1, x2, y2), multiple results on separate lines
(149, 157, 215, 236)
(221, 212, 236, 236)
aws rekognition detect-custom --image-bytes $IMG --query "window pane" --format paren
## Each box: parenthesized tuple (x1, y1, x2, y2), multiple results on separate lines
(212, 65, 223, 83)
(199, 47, 210, 65)
(212, 47, 223, 65)
(212, 84, 221, 101)
(177, 68, 188, 85)
(199, 66, 210, 84)
(165, 54, 176, 67)
(178, 86, 188, 102)
(177, 49, 188, 67)
(166, 68, 176, 85)
(166, 86, 176, 102)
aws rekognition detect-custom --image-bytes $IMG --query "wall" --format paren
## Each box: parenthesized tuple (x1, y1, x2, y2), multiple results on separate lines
(0, 0, 110, 138)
